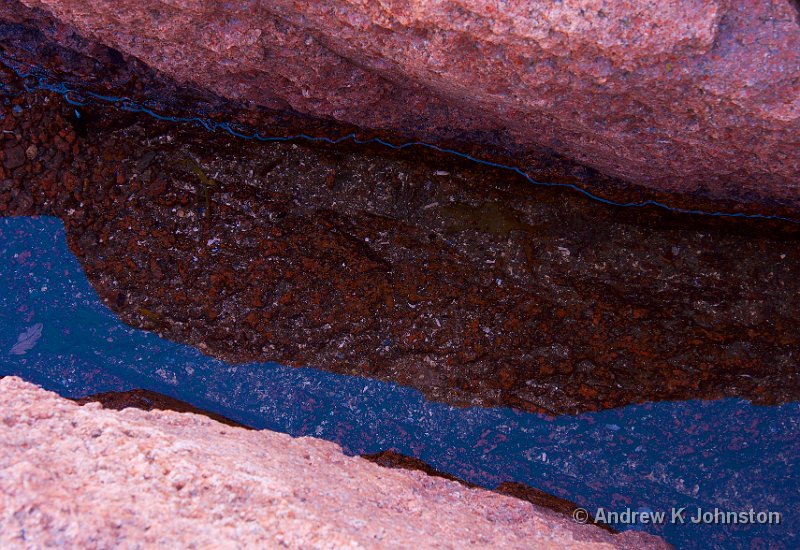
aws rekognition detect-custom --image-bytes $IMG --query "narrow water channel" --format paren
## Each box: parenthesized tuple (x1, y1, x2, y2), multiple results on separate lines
(2, 215, 797, 549)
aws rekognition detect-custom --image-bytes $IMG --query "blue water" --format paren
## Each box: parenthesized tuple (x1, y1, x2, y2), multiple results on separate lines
(1, 215, 798, 549)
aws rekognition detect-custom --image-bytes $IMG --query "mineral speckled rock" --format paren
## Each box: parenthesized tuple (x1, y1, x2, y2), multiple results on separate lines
(11, 0, 800, 207)
(1, 65, 799, 416)
(0, 377, 669, 549)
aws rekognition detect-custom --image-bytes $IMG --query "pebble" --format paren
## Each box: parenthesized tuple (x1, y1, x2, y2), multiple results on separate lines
(3, 145, 26, 170)
(25, 144, 38, 160)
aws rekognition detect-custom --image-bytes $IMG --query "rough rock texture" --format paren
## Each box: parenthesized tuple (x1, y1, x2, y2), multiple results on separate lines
(14, 0, 800, 207)
(74, 390, 610, 529)
(2, 64, 799, 415)
(362, 450, 613, 532)
(0, 377, 668, 549)
(75, 388, 250, 429)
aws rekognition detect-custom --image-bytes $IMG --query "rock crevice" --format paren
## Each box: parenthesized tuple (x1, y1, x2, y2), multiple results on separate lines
(0, 377, 668, 549)
(13, 0, 800, 207)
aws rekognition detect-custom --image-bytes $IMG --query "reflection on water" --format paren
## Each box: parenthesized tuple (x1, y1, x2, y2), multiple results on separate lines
(1, 216, 797, 548)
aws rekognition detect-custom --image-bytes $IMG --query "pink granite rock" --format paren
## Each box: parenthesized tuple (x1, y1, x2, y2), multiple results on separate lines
(13, 0, 800, 207)
(0, 377, 668, 548)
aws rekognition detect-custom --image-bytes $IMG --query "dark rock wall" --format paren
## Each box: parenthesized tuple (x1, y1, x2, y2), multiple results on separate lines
(13, 0, 800, 208)
(2, 59, 799, 416)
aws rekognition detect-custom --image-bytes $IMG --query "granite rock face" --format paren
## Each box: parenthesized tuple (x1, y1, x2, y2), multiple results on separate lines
(0, 377, 668, 549)
(14, 0, 800, 207)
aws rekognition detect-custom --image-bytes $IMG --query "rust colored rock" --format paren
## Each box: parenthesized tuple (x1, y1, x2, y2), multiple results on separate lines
(2, 70, 799, 416)
(14, 0, 800, 207)
(0, 377, 669, 549)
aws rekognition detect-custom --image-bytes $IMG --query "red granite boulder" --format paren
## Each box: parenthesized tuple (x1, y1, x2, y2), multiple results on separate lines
(0, 377, 669, 548)
(15, 0, 800, 208)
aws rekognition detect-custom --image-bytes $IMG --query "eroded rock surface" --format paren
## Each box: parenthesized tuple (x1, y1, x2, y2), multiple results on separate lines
(1, 63, 799, 415)
(12, 0, 800, 207)
(0, 377, 668, 549)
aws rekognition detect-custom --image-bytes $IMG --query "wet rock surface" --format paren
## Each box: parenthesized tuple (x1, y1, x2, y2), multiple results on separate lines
(8, 0, 800, 207)
(1, 8, 798, 549)
(0, 58, 799, 416)
(3, 377, 670, 549)
(2, 222, 797, 548)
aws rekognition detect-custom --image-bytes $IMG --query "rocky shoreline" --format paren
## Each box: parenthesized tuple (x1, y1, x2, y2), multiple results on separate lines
(1, 56, 798, 416)
(10, 0, 800, 207)
(1, 2, 798, 547)
(2, 377, 669, 548)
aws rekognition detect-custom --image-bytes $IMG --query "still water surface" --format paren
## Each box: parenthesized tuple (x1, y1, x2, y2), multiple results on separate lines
(1, 216, 797, 548)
